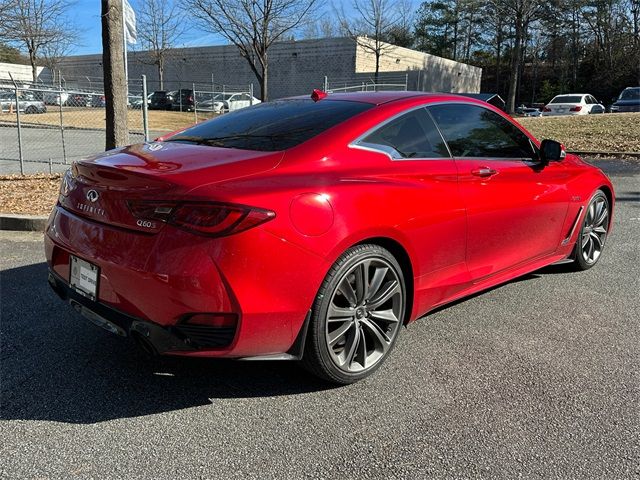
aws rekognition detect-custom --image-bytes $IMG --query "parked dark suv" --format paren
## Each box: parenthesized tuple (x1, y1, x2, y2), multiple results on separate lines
(171, 89, 194, 111)
(610, 87, 640, 113)
(149, 91, 174, 110)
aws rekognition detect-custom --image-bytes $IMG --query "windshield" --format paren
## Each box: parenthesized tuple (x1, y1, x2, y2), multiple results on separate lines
(619, 88, 640, 101)
(550, 95, 583, 104)
(165, 99, 373, 151)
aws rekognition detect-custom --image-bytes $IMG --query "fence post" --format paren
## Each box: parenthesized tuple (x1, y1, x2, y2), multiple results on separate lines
(58, 77, 67, 164)
(323, 76, 328, 92)
(49, 157, 53, 174)
(193, 82, 198, 123)
(141, 74, 149, 142)
(405, 73, 409, 91)
(8, 73, 24, 175)
(249, 84, 254, 105)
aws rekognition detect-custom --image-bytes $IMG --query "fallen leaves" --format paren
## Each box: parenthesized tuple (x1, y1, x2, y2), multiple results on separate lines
(0, 173, 61, 215)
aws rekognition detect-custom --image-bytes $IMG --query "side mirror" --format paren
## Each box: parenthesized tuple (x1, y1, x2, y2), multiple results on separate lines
(539, 139, 566, 165)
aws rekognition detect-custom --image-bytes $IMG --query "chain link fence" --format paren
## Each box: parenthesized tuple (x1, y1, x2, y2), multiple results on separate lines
(1, 72, 408, 175)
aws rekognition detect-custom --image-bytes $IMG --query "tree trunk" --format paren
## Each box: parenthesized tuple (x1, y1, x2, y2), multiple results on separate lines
(506, 16, 523, 114)
(158, 58, 164, 90)
(375, 50, 380, 84)
(496, 26, 502, 94)
(29, 49, 37, 83)
(260, 63, 268, 101)
(101, 0, 129, 150)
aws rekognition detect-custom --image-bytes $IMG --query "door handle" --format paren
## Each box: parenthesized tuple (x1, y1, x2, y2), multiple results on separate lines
(471, 167, 498, 178)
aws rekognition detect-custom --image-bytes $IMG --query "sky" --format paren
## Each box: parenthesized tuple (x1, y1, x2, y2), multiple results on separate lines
(69, 0, 226, 55)
(68, 0, 344, 56)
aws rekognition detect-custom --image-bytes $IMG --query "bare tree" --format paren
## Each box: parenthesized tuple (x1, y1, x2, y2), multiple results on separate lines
(136, 0, 184, 90)
(492, 0, 541, 113)
(302, 18, 340, 39)
(336, 0, 401, 82)
(186, 0, 317, 100)
(5, 0, 75, 83)
(40, 31, 76, 82)
(102, 0, 129, 149)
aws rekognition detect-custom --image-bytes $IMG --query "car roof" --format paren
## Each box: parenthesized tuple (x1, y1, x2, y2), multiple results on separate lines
(287, 91, 482, 105)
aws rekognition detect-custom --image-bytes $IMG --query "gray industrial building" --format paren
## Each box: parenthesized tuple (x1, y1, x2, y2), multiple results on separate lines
(51, 36, 481, 99)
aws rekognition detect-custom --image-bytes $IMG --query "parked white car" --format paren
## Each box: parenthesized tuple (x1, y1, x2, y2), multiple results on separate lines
(197, 92, 261, 113)
(43, 91, 70, 106)
(542, 94, 605, 116)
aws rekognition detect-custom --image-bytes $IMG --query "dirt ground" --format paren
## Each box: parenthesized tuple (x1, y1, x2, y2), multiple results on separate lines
(0, 173, 61, 215)
(517, 112, 640, 152)
(0, 107, 217, 132)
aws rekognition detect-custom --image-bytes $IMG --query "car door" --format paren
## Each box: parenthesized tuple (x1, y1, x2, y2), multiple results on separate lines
(353, 107, 470, 309)
(428, 103, 571, 282)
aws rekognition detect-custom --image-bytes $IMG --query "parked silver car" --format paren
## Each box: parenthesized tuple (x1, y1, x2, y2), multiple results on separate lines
(0, 91, 47, 114)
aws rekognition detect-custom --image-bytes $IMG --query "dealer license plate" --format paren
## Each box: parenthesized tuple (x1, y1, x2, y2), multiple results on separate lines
(69, 255, 99, 300)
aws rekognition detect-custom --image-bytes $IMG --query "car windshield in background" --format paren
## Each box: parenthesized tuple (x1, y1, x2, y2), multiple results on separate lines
(550, 96, 583, 103)
(619, 89, 640, 100)
(165, 99, 373, 151)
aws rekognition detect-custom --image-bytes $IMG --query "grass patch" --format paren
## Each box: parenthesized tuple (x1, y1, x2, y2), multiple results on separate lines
(517, 112, 640, 153)
(0, 107, 217, 133)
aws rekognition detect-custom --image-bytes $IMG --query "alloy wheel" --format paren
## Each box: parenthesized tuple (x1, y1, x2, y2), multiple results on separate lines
(581, 195, 609, 265)
(324, 258, 404, 373)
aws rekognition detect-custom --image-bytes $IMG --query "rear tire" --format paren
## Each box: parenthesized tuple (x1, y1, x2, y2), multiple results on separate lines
(302, 244, 406, 384)
(570, 190, 610, 271)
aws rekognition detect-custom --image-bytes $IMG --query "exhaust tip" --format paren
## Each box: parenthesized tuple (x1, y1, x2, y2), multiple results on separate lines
(131, 331, 158, 357)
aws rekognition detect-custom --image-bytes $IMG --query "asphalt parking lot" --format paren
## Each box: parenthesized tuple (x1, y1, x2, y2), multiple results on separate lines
(1, 159, 638, 479)
(0, 126, 149, 175)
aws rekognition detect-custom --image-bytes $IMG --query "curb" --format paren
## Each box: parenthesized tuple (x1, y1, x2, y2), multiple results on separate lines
(0, 214, 48, 231)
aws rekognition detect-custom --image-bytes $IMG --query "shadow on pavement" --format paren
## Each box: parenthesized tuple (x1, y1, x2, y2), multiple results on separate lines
(0, 255, 596, 425)
(0, 262, 333, 424)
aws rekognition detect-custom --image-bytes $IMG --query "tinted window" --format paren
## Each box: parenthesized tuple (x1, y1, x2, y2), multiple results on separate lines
(360, 108, 449, 159)
(428, 104, 536, 159)
(620, 88, 640, 100)
(550, 95, 583, 104)
(166, 99, 373, 151)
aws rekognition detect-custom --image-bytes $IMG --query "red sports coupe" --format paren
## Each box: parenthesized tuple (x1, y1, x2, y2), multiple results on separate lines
(45, 92, 614, 384)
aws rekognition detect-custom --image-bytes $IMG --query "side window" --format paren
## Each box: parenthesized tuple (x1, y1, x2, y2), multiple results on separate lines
(359, 108, 450, 159)
(428, 104, 536, 159)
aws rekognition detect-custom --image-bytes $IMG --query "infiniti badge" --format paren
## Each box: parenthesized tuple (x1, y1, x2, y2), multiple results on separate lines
(86, 190, 99, 202)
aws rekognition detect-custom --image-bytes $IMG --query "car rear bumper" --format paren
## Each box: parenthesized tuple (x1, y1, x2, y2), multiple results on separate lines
(48, 268, 196, 354)
(45, 205, 327, 357)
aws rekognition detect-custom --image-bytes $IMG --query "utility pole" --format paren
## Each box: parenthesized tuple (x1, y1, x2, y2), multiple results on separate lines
(101, 0, 129, 149)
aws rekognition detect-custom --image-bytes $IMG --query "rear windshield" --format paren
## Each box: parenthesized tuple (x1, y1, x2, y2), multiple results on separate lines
(165, 99, 373, 151)
(550, 95, 583, 104)
(619, 88, 640, 100)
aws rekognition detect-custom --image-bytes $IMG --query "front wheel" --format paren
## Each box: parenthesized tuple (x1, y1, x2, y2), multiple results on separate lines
(302, 244, 406, 384)
(571, 190, 610, 270)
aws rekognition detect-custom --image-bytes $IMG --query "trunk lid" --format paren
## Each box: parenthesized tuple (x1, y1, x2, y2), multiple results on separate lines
(60, 142, 283, 233)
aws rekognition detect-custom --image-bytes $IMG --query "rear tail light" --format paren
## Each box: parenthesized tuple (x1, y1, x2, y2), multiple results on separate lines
(570, 106, 582, 112)
(543, 106, 551, 112)
(127, 200, 275, 237)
